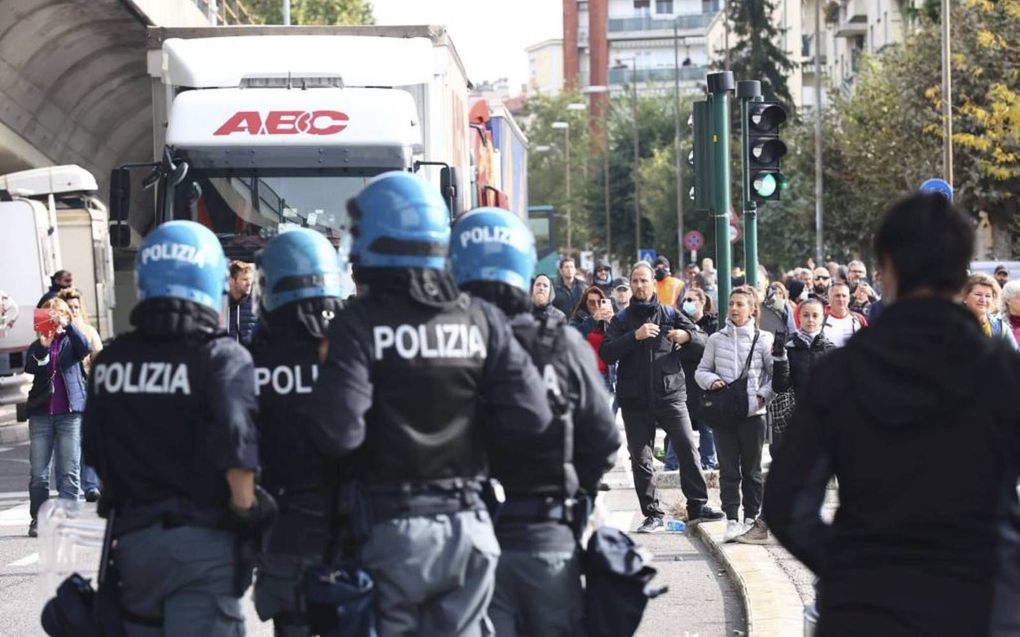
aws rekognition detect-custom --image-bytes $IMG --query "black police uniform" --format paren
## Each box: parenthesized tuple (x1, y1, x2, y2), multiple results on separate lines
(600, 296, 711, 522)
(489, 312, 621, 637)
(83, 300, 259, 636)
(305, 271, 552, 636)
(248, 299, 340, 635)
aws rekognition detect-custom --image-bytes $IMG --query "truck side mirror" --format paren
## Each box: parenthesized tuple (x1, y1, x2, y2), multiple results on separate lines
(109, 222, 131, 249)
(109, 168, 131, 225)
(440, 166, 461, 216)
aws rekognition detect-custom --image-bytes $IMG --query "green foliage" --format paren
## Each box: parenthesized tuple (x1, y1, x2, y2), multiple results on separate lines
(246, 0, 374, 25)
(720, 0, 797, 115)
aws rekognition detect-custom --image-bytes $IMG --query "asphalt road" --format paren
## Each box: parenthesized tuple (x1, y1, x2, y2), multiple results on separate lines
(0, 426, 743, 636)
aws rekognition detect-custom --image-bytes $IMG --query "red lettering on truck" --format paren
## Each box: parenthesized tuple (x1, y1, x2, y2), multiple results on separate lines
(213, 111, 349, 136)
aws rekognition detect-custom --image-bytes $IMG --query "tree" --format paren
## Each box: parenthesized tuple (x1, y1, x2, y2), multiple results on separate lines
(719, 0, 798, 114)
(246, 0, 374, 25)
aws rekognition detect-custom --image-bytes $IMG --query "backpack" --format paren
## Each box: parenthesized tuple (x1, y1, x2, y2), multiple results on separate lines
(582, 526, 667, 636)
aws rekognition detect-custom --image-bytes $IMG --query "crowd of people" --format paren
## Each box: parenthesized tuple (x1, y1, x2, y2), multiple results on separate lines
(533, 236, 1018, 546)
(21, 176, 1020, 636)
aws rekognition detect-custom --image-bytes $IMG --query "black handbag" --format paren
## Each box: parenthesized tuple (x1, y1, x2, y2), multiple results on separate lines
(26, 369, 56, 413)
(698, 330, 759, 430)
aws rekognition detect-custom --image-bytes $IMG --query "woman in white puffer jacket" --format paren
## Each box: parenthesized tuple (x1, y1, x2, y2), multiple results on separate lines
(696, 286, 776, 544)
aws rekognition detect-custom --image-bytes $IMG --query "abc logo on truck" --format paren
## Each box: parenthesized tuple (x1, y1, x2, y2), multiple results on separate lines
(214, 110, 349, 136)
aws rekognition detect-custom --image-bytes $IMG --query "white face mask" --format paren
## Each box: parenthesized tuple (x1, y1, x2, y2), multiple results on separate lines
(682, 300, 698, 316)
(798, 288, 809, 301)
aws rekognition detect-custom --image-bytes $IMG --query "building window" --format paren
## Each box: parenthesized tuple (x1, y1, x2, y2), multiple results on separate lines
(655, 0, 673, 13)
(634, 0, 650, 8)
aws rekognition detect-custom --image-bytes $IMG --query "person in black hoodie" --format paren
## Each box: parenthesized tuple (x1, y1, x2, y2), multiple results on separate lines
(600, 262, 724, 533)
(765, 192, 1020, 636)
(531, 274, 567, 322)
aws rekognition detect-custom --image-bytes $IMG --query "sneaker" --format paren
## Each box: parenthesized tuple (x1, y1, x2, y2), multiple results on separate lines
(636, 516, 664, 534)
(27, 519, 37, 538)
(688, 504, 725, 523)
(84, 489, 100, 503)
(597, 482, 611, 492)
(723, 519, 744, 542)
(735, 519, 771, 545)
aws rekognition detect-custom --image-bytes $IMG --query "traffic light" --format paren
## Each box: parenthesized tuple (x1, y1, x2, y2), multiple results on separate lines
(690, 100, 712, 211)
(745, 101, 788, 201)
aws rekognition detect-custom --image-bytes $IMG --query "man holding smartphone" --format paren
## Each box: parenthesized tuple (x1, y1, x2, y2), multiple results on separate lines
(600, 263, 724, 533)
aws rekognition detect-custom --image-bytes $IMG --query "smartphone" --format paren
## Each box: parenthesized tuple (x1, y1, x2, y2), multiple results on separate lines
(33, 308, 58, 337)
(600, 298, 612, 310)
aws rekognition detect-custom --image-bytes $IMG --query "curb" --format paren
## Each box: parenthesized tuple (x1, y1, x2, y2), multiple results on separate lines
(690, 520, 804, 637)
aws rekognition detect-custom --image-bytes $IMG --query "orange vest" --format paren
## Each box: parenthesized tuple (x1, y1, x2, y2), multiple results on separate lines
(655, 276, 684, 307)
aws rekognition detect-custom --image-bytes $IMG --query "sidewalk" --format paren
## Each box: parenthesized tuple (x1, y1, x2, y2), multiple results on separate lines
(598, 423, 745, 636)
(654, 444, 838, 637)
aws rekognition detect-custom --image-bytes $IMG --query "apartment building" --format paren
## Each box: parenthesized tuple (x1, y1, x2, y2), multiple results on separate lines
(525, 39, 565, 96)
(564, 0, 725, 101)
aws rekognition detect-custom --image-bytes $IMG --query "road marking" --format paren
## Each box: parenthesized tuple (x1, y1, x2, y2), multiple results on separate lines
(0, 502, 29, 526)
(7, 552, 38, 567)
(0, 491, 30, 499)
(610, 510, 636, 532)
(0, 447, 11, 453)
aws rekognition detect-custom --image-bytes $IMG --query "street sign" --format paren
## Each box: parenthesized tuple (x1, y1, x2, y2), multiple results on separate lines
(920, 178, 953, 201)
(729, 224, 741, 244)
(639, 249, 657, 264)
(683, 230, 705, 252)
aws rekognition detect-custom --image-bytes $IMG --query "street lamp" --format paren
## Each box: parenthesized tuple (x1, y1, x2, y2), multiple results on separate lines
(673, 22, 688, 269)
(582, 85, 611, 260)
(614, 57, 641, 263)
(551, 121, 572, 253)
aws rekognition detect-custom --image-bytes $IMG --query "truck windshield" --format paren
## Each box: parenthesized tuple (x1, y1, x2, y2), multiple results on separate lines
(169, 168, 381, 247)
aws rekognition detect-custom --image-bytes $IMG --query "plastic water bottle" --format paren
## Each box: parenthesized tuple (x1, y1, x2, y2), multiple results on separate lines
(664, 519, 687, 533)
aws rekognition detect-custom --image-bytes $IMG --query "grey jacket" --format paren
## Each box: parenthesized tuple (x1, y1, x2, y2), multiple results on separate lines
(695, 320, 776, 417)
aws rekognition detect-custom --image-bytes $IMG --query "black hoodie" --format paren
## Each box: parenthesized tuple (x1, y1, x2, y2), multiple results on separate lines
(765, 297, 1020, 636)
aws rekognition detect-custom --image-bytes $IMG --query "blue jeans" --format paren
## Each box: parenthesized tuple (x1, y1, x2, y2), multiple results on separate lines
(665, 423, 718, 470)
(29, 413, 81, 519)
(81, 464, 100, 492)
(699, 424, 718, 469)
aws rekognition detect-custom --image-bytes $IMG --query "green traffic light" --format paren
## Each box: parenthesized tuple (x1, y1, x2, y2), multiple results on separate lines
(753, 174, 777, 198)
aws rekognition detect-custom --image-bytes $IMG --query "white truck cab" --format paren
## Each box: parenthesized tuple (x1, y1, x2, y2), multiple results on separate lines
(110, 27, 471, 279)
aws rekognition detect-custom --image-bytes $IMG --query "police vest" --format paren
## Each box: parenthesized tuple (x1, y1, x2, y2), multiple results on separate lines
(87, 332, 251, 511)
(490, 314, 579, 499)
(349, 294, 491, 484)
(249, 325, 326, 493)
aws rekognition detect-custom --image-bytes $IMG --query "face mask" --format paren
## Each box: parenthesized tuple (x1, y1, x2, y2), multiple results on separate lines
(798, 288, 809, 301)
(654, 270, 667, 281)
(766, 296, 785, 311)
(682, 301, 697, 316)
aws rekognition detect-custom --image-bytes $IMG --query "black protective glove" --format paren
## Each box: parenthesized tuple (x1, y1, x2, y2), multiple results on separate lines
(772, 330, 787, 357)
(231, 485, 278, 533)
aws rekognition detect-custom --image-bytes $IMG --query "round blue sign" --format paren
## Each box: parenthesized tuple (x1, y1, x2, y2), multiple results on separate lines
(920, 178, 953, 201)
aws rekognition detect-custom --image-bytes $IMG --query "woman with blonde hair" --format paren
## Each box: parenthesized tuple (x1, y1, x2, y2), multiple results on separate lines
(962, 273, 1018, 351)
(56, 288, 103, 502)
(24, 297, 91, 536)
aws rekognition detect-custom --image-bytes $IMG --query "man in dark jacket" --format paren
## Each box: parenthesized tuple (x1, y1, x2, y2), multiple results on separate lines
(552, 257, 586, 317)
(600, 262, 724, 533)
(227, 260, 257, 345)
(37, 270, 73, 307)
(766, 192, 1020, 636)
(591, 260, 614, 297)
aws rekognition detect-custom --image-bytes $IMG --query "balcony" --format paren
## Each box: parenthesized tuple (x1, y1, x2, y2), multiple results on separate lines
(834, 0, 867, 38)
(608, 65, 706, 85)
(608, 12, 718, 35)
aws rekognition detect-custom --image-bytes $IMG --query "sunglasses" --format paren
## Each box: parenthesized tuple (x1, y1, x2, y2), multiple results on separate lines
(817, 275, 830, 280)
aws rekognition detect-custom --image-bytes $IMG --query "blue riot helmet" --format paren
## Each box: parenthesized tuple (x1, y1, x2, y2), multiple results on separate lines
(348, 171, 450, 270)
(449, 207, 536, 294)
(135, 220, 227, 312)
(257, 228, 343, 312)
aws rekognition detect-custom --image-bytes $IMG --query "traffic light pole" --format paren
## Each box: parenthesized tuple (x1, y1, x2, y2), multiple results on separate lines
(737, 81, 762, 288)
(707, 72, 735, 307)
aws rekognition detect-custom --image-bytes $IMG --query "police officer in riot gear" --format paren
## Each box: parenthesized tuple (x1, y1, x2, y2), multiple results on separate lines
(450, 207, 621, 636)
(249, 229, 344, 636)
(305, 172, 552, 636)
(83, 221, 273, 636)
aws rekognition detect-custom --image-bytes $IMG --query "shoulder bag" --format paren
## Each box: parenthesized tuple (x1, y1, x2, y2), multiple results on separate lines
(698, 330, 759, 430)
